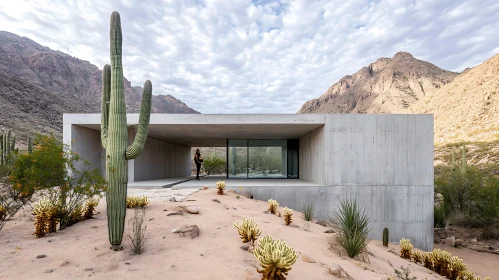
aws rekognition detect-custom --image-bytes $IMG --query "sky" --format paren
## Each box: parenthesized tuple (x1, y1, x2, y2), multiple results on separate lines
(0, 0, 498, 114)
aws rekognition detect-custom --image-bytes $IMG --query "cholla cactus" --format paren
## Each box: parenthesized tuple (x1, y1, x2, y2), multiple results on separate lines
(216, 180, 226, 195)
(431, 248, 452, 276)
(233, 217, 262, 246)
(283, 207, 293, 226)
(449, 256, 467, 280)
(33, 198, 52, 238)
(126, 195, 149, 208)
(457, 271, 475, 280)
(268, 199, 279, 215)
(412, 250, 423, 264)
(0, 205, 5, 220)
(253, 234, 298, 280)
(399, 238, 413, 259)
(84, 198, 99, 219)
(422, 252, 433, 269)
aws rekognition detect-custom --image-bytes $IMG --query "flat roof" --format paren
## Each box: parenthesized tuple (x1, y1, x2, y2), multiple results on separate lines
(64, 114, 326, 147)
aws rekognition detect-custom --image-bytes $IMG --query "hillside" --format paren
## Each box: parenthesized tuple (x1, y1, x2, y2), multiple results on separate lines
(298, 52, 457, 114)
(0, 31, 199, 140)
(406, 54, 499, 145)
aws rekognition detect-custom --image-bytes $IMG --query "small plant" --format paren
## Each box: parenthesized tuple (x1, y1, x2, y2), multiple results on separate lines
(302, 202, 314, 221)
(411, 250, 422, 264)
(268, 199, 279, 214)
(332, 198, 371, 259)
(236, 195, 240, 199)
(383, 227, 389, 246)
(283, 207, 293, 225)
(32, 198, 51, 238)
(128, 208, 147, 254)
(233, 217, 262, 246)
(390, 263, 417, 280)
(448, 256, 466, 280)
(216, 180, 226, 195)
(126, 195, 149, 208)
(83, 197, 99, 219)
(399, 238, 413, 259)
(253, 234, 298, 280)
(422, 252, 433, 269)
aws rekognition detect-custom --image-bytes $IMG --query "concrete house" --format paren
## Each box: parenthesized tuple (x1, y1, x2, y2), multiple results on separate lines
(63, 113, 434, 250)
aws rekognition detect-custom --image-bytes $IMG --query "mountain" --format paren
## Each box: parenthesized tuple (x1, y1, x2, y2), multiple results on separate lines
(0, 31, 199, 141)
(406, 54, 499, 145)
(298, 52, 458, 114)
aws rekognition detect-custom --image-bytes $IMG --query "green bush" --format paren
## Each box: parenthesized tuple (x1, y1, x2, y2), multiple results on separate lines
(332, 198, 371, 258)
(202, 156, 226, 175)
(302, 202, 315, 221)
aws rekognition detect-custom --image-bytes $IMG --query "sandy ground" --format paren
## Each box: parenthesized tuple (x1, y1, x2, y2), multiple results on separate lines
(0, 188, 495, 280)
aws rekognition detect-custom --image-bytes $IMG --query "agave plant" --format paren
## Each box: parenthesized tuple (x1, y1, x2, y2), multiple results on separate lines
(268, 199, 279, 214)
(84, 198, 99, 219)
(332, 199, 371, 258)
(253, 234, 298, 280)
(234, 217, 262, 246)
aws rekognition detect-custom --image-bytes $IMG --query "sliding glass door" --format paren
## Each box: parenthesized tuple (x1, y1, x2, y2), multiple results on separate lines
(227, 139, 298, 179)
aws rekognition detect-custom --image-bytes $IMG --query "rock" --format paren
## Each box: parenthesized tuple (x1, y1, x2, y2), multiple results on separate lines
(212, 199, 221, 203)
(288, 224, 300, 228)
(185, 206, 199, 214)
(302, 255, 315, 263)
(455, 239, 464, 247)
(471, 238, 478, 243)
(167, 212, 183, 216)
(171, 228, 180, 233)
(263, 211, 269, 214)
(328, 263, 353, 279)
(169, 197, 176, 202)
(84, 268, 93, 271)
(187, 199, 196, 201)
(445, 236, 456, 247)
(315, 220, 328, 227)
(240, 245, 250, 251)
(37, 254, 47, 259)
(178, 225, 200, 239)
(324, 229, 335, 233)
(45, 269, 54, 273)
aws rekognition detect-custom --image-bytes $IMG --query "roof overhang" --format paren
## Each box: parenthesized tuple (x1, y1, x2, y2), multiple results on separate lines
(64, 114, 326, 147)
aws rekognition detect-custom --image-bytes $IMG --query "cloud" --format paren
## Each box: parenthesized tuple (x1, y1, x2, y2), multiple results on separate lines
(0, 0, 498, 113)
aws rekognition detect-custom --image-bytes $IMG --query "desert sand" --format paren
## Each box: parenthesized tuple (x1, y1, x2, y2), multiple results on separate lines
(0, 187, 495, 280)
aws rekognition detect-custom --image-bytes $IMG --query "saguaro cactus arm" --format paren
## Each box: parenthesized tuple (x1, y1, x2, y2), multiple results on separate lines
(125, 81, 152, 160)
(101, 64, 111, 149)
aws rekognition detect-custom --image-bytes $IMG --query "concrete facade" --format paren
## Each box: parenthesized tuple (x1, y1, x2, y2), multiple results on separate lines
(63, 113, 434, 251)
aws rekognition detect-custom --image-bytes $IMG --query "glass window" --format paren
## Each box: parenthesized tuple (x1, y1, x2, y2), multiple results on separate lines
(228, 140, 247, 178)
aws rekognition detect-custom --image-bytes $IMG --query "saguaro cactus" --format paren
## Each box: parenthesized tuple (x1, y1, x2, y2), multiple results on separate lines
(101, 11, 152, 251)
(2, 130, 12, 165)
(382, 227, 389, 247)
(27, 135, 32, 154)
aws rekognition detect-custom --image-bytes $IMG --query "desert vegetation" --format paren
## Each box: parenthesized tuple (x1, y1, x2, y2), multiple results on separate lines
(397, 238, 490, 280)
(216, 180, 226, 195)
(233, 217, 262, 246)
(128, 208, 147, 254)
(126, 195, 150, 208)
(434, 145, 499, 239)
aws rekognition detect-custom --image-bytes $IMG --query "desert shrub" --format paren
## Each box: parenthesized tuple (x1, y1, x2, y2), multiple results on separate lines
(332, 198, 371, 259)
(302, 202, 314, 221)
(434, 205, 446, 228)
(9, 135, 105, 230)
(435, 165, 499, 236)
(234, 217, 262, 246)
(268, 199, 278, 214)
(283, 207, 293, 226)
(253, 234, 297, 280)
(83, 198, 99, 219)
(202, 156, 226, 175)
(32, 198, 52, 238)
(216, 180, 226, 195)
(128, 208, 147, 254)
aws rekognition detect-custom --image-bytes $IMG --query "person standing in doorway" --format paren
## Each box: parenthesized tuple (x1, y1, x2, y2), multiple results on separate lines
(194, 149, 203, 180)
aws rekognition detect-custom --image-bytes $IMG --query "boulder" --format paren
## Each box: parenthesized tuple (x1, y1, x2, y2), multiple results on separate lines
(302, 255, 315, 263)
(240, 245, 250, 251)
(315, 220, 328, 227)
(185, 206, 199, 214)
(445, 236, 456, 247)
(328, 263, 354, 279)
(455, 239, 464, 247)
(324, 229, 335, 233)
(178, 225, 200, 239)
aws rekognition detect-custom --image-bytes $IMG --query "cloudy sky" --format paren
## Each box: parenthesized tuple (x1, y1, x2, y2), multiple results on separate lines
(1, 0, 498, 113)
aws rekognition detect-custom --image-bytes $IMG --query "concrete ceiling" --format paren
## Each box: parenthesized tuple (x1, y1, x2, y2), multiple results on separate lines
(77, 123, 323, 147)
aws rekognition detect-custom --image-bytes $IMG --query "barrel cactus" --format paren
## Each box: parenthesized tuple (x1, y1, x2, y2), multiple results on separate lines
(101, 11, 152, 250)
(382, 227, 389, 246)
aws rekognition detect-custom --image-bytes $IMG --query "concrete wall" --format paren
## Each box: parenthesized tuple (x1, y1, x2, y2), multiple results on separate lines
(68, 125, 103, 175)
(133, 135, 191, 181)
(299, 125, 325, 184)
(242, 115, 434, 251)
